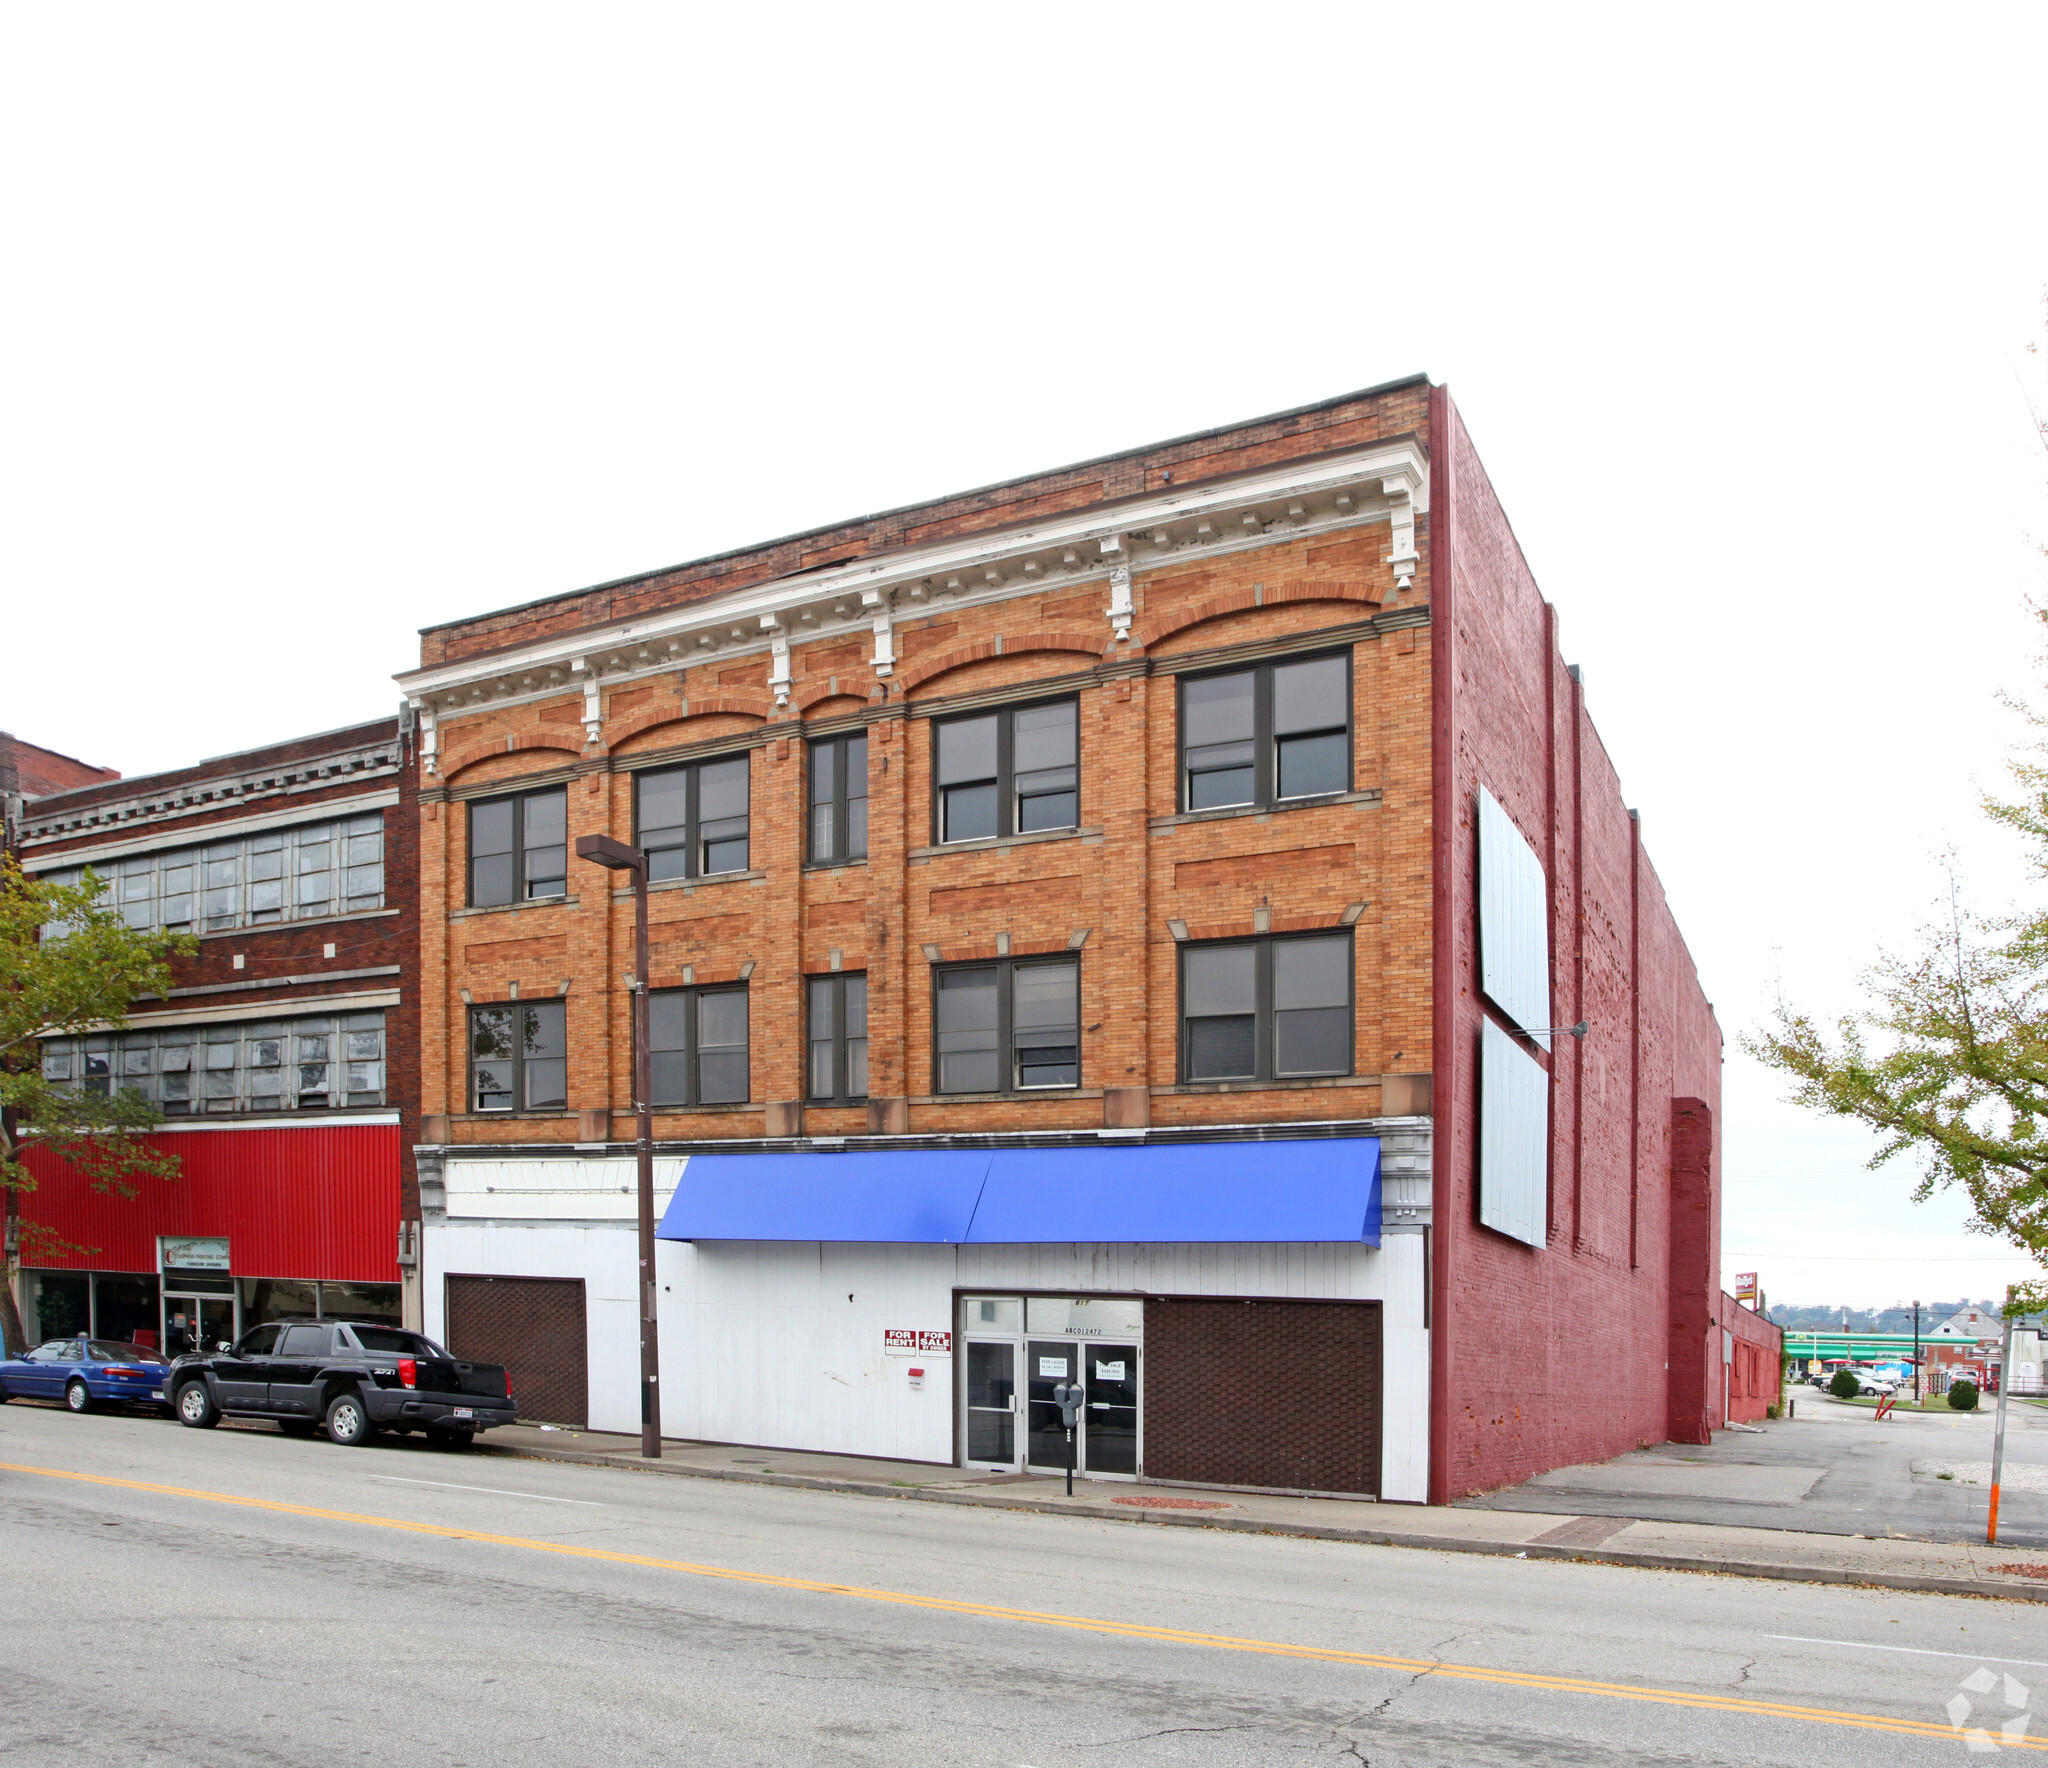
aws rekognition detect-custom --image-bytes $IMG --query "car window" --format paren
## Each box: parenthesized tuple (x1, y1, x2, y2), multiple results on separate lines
(235, 1324, 284, 1357)
(89, 1341, 166, 1362)
(275, 1325, 327, 1356)
(57, 1340, 84, 1361)
(347, 1327, 445, 1357)
(28, 1343, 68, 1362)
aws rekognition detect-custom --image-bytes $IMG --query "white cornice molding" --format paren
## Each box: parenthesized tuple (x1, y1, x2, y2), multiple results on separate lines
(18, 745, 401, 848)
(20, 788, 400, 869)
(395, 440, 1429, 739)
(63, 988, 402, 1034)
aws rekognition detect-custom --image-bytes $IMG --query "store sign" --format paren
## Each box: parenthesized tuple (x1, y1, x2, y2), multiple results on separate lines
(1733, 1272, 1758, 1304)
(884, 1329, 951, 1356)
(162, 1236, 230, 1272)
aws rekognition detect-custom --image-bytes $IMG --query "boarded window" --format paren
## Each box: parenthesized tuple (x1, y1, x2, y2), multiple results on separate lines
(444, 1273, 588, 1428)
(1479, 1019, 1548, 1247)
(1477, 787, 1550, 1049)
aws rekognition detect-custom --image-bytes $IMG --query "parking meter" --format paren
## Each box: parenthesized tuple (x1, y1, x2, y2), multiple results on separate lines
(1052, 1381, 1085, 1495)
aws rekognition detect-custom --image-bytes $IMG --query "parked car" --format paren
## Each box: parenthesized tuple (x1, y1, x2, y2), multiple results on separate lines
(0, 1338, 173, 1413)
(166, 1320, 515, 1448)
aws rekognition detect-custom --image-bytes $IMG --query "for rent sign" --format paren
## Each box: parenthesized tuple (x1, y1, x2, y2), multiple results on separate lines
(884, 1330, 952, 1356)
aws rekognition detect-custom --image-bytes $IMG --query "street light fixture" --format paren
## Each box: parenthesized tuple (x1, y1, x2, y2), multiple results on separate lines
(575, 831, 661, 1459)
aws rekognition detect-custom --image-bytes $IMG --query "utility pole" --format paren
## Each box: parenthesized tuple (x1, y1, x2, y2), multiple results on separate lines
(1988, 1303, 2015, 1545)
(575, 832, 661, 1459)
(1911, 1300, 1922, 1407)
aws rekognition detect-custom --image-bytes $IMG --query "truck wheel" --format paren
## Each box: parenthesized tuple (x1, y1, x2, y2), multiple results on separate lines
(426, 1427, 475, 1452)
(65, 1379, 93, 1414)
(175, 1382, 220, 1429)
(324, 1390, 374, 1447)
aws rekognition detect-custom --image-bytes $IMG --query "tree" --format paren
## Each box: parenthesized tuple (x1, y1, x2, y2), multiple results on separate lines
(1747, 643, 2048, 1317)
(0, 858, 196, 1351)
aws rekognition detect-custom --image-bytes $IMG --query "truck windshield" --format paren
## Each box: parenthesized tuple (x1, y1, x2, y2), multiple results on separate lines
(350, 1328, 446, 1357)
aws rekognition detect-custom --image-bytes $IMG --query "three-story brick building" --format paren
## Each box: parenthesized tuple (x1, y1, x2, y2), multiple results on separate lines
(401, 377, 1728, 1503)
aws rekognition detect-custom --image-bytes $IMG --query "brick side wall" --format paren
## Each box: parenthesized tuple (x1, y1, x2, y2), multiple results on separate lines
(1717, 1291, 1783, 1425)
(1145, 1296, 1382, 1494)
(0, 734, 119, 798)
(1429, 388, 1724, 1501)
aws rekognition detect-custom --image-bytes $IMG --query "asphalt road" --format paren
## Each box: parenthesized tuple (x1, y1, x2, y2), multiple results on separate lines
(3, 1401, 2044, 1767)
(1468, 1391, 2048, 1545)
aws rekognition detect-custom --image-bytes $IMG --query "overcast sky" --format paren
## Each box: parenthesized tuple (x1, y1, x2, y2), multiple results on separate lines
(5, 7, 2045, 1310)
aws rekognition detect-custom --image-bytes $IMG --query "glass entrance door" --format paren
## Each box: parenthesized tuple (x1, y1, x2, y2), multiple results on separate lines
(965, 1342, 1017, 1467)
(1082, 1342, 1138, 1475)
(959, 1294, 1143, 1479)
(164, 1295, 235, 1359)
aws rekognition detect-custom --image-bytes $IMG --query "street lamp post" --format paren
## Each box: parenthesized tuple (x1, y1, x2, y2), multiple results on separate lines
(575, 832, 661, 1459)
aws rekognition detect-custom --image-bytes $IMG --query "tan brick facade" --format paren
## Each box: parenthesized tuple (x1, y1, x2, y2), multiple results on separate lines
(407, 385, 1440, 1151)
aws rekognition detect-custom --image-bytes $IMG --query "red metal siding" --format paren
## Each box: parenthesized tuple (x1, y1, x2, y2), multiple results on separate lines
(21, 1123, 401, 1282)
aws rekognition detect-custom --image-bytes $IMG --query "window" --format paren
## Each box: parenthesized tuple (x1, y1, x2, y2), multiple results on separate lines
(934, 699, 1077, 843)
(468, 788, 567, 907)
(934, 958, 1079, 1094)
(35, 814, 386, 935)
(636, 755, 750, 882)
(41, 1012, 386, 1114)
(469, 1000, 567, 1113)
(648, 986, 749, 1106)
(808, 733, 869, 863)
(276, 1325, 328, 1356)
(237, 1325, 284, 1357)
(807, 973, 869, 1101)
(1179, 933, 1352, 1083)
(1180, 652, 1351, 811)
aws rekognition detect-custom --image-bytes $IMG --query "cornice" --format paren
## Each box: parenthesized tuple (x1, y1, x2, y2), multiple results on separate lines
(395, 440, 1428, 770)
(17, 750, 401, 850)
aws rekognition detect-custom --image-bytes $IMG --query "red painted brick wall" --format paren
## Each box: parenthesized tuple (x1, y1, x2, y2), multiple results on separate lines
(1429, 386, 1725, 1500)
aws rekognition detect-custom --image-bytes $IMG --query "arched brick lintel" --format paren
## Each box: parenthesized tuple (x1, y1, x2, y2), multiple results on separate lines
(605, 695, 774, 752)
(1131, 579, 1382, 653)
(897, 631, 1107, 695)
(440, 738, 586, 781)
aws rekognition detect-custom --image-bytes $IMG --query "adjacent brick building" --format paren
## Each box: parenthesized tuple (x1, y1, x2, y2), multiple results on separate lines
(7, 719, 421, 1350)
(399, 376, 1737, 1500)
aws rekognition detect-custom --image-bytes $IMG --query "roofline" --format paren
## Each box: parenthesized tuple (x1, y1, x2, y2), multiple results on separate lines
(25, 714, 399, 807)
(419, 374, 1434, 638)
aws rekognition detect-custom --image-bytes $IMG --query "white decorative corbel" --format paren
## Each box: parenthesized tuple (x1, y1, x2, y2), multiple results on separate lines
(412, 702, 439, 776)
(572, 657, 602, 745)
(1106, 562, 1134, 643)
(1382, 475, 1419, 599)
(870, 609, 894, 677)
(769, 634, 791, 706)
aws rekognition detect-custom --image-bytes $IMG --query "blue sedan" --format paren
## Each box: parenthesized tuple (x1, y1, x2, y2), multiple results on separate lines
(0, 1338, 173, 1413)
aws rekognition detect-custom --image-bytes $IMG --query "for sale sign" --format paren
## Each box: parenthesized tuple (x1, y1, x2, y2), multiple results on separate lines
(884, 1330, 952, 1355)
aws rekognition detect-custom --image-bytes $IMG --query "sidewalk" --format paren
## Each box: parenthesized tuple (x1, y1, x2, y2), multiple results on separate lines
(475, 1423, 2048, 1603)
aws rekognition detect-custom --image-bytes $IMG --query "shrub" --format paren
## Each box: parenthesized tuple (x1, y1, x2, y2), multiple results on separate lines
(1948, 1379, 1979, 1411)
(1829, 1369, 1863, 1401)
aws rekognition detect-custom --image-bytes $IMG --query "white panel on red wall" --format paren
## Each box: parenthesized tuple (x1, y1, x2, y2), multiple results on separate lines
(1479, 1019, 1548, 1248)
(1478, 786, 1550, 1051)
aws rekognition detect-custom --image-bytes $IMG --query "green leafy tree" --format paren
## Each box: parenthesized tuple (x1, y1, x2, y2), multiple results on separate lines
(1747, 634, 2048, 1318)
(1828, 1368, 1862, 1401)
(1, 858, 196, 1351)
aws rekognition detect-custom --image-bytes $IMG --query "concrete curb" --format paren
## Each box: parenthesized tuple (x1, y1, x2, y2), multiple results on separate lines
(480, 1440, 2048, 1605)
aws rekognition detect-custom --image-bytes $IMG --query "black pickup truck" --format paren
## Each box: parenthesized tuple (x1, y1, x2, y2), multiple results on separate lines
(167, 1320, 516, 1448)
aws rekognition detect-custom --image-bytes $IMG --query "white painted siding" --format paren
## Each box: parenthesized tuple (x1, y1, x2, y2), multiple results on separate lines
(1479, 1020, 1549, 1248)
(1478, 786, 1551, 1049)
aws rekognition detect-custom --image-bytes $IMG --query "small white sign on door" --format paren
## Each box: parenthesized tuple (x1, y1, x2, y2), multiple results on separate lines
(1038, 1356, 1069, 1377)
(1094, 1361, 1126, 1381)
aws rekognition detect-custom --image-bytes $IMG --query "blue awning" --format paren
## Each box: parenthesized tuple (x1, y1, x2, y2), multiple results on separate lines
(656, 1138, 1380, 1245)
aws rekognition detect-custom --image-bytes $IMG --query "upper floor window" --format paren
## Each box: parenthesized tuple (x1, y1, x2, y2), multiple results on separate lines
(935, 700, 1077, 843)
(468, 788, 567, 907)
(934, 957, 1078, 1094)
(43, 1011, 387, 1114)
(1179, 932, 1352, 1083)
(637, 754, 749, 882)
(469, 1000, 566, 1113)
(808, 733, 869, 863)
(807, 973, 868, 1102)
(649, 985, 749, 1106)
(36, 814, 386, 936)
(1180, 653, 1350, 811)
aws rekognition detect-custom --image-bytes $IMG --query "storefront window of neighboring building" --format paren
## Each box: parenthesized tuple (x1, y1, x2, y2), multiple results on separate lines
(635, 754, 750, 882)
(469, 1000, 567, 1112)
(35, 813, 386, 934)
(42, 1012, 387, 1113)
(1179, 932, 1353, 1083)
(934, 958, 1079, 1094)
(648, 985, 749, 1106)
(934, 699, 1078, 843)
(806, 973, 868, 1101)
(1179, 652, 1351, 811)
(808, 733, 868, 863)
(468, 788, 568, 906)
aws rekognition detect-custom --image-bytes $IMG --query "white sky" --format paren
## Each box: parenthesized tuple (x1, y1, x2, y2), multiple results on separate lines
(5, 6, 2045, 1310)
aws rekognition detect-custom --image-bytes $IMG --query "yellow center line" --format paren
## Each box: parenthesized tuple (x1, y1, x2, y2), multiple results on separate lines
(6, 1459, 2037, 1751)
